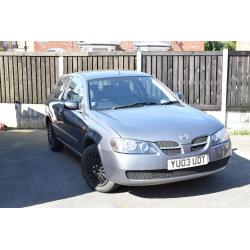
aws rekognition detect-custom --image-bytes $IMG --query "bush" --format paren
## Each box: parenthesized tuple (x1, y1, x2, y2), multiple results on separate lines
(205, 41, 236, 51)
(230, 129, 250, 135)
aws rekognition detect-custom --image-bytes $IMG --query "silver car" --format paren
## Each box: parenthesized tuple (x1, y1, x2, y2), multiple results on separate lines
(45, 71, 232, 192)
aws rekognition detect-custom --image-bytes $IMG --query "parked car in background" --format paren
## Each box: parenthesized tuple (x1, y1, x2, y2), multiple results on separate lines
(45, 71, 232, 192)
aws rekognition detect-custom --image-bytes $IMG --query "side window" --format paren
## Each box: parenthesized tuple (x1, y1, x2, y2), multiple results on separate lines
(53, 80, 64, 98)
(64, 76, 84, 102)
(54, 76, 70, 99)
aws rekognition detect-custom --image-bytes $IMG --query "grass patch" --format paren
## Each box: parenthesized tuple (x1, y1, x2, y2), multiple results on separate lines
(230, 129, 250, 135)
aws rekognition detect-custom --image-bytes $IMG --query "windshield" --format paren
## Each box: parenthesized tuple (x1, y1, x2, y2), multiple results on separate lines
(88, 76, 178, 111)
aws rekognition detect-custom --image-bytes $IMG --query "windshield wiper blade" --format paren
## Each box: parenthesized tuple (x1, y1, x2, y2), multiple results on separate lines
(161, 100, 179, 105)
(113, 102, 157, 110)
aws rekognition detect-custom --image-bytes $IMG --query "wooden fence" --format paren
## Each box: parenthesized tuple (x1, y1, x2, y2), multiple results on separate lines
(227, 51, 250, 111)
(0, 53, 59, 104)
(0, 52, 137, 104)
(63, 52, 137, 74)
(0, 51, 250, 111)
(141, 51, 223, 110)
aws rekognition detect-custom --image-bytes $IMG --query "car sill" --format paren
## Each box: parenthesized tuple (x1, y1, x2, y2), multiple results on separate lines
(57, 137, 82, 157)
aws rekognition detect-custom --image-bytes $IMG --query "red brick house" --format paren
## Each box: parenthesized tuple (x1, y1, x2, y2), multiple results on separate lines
(171, 41, 204, 51)
(34, 41, 81, 52)
(120, 41, 204, 51)
(2, 41, 204, 52)
(34, 41, 204, 52)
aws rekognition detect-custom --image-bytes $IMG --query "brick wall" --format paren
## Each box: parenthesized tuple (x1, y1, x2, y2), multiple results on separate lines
(34, 41, 81, 52)
(171, 41, 204, 51)
(119, 41, 204, 51)
(34, 41, 204, 52)
(119, 41, 136, 51)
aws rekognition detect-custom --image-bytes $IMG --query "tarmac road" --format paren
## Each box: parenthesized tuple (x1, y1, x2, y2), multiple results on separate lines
(0, 130, 249, 208)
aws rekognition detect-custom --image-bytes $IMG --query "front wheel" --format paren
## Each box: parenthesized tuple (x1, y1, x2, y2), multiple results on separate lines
(81, 144, 119, 193)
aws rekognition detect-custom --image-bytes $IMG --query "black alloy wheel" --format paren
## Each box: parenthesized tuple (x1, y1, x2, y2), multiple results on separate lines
(81, 144, 118, 192)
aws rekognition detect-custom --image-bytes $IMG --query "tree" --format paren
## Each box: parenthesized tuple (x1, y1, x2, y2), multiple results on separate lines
(205, 41, 236, 51)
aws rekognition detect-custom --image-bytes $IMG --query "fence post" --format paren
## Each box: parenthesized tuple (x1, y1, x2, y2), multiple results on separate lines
(136, 51, 142, 71)
(221, 49, 228, 126)
(59, 56, 64, 77)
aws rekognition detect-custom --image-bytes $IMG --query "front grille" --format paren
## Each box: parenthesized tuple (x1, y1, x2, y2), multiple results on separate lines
(191, 135, 208, 152)
(191, 145, 205, 152)
(125, 157, 229, 180)
(156, 141, 181, 156)
(162, 148, 182, 155)
(156, 141, 179, 148)
(192, 136, 208, 144)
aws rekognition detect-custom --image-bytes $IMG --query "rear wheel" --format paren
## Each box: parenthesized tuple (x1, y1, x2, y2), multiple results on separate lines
(47, 121, 64, 152)
(81, 144, 119, 193)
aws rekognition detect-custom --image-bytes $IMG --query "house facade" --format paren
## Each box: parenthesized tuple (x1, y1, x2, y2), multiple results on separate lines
(77, 41, 119, 52)
(236, 41, 250, 50)
(171, 41, 204, 51)
(120, 41, 204, 51)
(34, 41, 81, 52)
(0, 41, 205, 52)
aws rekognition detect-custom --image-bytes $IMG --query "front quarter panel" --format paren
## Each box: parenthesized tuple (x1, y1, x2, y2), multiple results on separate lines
(84, 110, 120, 155)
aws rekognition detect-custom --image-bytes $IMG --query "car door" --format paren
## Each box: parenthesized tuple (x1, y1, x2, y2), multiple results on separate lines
(49, 76, 71, 140)
(60, 75, 88, 154)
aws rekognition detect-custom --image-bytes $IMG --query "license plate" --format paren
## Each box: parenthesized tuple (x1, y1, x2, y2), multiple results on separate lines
(167, 155, 209, 170)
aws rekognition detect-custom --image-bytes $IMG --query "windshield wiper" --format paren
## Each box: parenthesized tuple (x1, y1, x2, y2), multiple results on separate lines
(113, 102, 157, 110)
(161, 100, 179, 105)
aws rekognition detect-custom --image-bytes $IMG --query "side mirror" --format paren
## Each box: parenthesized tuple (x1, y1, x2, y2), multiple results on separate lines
(175, 92, 185, 102)
(64, 100, 80, 110)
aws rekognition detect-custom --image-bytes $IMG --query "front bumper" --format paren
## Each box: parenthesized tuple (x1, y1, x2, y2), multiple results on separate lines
(99, 139, 232, 186)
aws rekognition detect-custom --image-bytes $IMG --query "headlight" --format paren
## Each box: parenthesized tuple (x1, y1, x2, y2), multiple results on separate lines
(211, 127, 230, 146)
(110, 138, 158, 154)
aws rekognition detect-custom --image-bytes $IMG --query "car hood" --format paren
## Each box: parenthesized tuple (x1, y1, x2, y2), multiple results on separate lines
(92, 104, 223, 143)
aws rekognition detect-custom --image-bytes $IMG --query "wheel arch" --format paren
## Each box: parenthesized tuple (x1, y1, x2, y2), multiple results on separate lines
(84, 136, 95, 147)
(83, 130, 102, 150)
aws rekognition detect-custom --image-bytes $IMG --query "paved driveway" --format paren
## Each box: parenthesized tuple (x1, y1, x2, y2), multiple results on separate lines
(0, 130, 249, 207)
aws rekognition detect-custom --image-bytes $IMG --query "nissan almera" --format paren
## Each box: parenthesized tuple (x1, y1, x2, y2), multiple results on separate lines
(45, 71, 232, 192)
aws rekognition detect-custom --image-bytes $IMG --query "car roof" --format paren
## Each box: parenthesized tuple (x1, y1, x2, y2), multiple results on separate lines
(77, 70, 151, 81)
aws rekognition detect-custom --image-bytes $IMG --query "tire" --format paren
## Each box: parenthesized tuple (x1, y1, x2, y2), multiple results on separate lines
(47, 121, 64, 152)
(81, 144, 119, 193)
